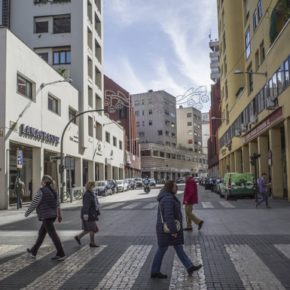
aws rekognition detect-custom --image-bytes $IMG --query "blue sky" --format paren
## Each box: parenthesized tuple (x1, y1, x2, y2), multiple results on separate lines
(103, 0, 218, 111)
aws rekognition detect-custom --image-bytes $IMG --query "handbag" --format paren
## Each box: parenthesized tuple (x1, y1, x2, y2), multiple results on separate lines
(159, 204, 181, 233)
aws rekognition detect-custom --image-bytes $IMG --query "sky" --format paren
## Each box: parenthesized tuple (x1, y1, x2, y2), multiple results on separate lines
(103, 0, 218, 112)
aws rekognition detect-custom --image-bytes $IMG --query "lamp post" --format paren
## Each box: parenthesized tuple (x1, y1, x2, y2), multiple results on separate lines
(60, 109, 105, 203)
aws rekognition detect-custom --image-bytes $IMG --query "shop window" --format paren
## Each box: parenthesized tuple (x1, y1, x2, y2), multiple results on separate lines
(105, 131, 110, 143)
(113, 136, 117, 147)
(53, 47, 71, 64)
(17, 74, 33, 100)
(69, 107, 77, 124)
(53, 14, 71, 34)
(48, 94, 60, 115)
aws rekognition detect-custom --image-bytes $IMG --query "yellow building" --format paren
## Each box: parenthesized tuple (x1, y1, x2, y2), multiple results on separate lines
(217, 0, 290, 201)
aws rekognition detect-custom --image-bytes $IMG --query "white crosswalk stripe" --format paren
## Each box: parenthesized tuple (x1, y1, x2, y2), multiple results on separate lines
(21, 245, 106, 290)
(142, 202, 157, 209)
(95, 245, 152, 289)
(0, 247, 54, 281)
(0, 245, 21, 258)
(225, 244, 285, 290)
(201, 202, 214, 208)
(102, 202, 126, 209)
(275, 244, 290, 259)
(170, 244, 206, 290)
(219, 201, 235, 208)
(122, 202, 141, 209)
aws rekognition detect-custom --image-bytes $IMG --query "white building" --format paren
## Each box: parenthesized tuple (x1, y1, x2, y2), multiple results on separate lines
(0, 28, 124, 209)
(0, 0, 125, 202)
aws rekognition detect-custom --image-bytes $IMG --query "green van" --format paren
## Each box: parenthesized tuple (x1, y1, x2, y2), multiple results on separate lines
(222, 172, 254, 200)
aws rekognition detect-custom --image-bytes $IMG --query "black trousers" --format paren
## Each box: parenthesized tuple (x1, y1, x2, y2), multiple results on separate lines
(31, 218, 65, 257)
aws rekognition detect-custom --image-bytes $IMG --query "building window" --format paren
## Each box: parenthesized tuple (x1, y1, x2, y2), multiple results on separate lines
(142, 121, 145, 127)
(135, 111, 139, 117)
(17, 74, 33, 100)
(88, 86, 93, 107)
(53, 48, 71, 64)
(259, 41, 265, 64)
(158, 130, 163, 136)
(95, 122, 102, 140)
(255, 50, 260, 71)
(139, 132, 145, 137)
(187, 113, 192, 118)
(285, 58, 290, 87)
(247, 65, 253, 93)
(149, 120, 153, 126)
(188, 139, 193, 144)
(153, 150, 159, 157)
(136, 121, 140, 127)
(245, 27, 251, 59)
(69, 107, 77, 124)
(88, 116, 93, 137)
(165, 131, 169, 136)
(34, 20, 49, 33)
(113, 136, 117, 147)
(48, 94, 60, 115)
(119, 140, 122, 150)
(257, 0, 263, 21)
(149, 109, 152, 115)
(53, 14, 71, 33)
(38, 52, 49, 62)
(119, 107, 128, 119)
(105, 131, 110, 143)
(187, 122, 192, 126)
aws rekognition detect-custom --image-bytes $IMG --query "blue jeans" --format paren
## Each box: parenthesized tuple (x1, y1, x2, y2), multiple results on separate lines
(256, 191, 269, 207)
(151, 244, 193, 273)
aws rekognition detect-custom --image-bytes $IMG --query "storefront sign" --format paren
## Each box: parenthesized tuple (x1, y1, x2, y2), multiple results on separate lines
(19, 124, 59, 146)
(16, 149, 23, 169)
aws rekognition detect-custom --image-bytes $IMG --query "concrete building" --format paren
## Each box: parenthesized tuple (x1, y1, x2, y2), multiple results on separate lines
(0, 28, 124, 209)
(202, 112, 210, 155)
(104, 75, 141, 178)
(217, 0, 290, 201)
(0, 0, 125, 197)
(131, 90, 177, 147)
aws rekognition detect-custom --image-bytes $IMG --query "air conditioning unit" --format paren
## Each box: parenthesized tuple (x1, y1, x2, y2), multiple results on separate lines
(266, 98, 276, 110)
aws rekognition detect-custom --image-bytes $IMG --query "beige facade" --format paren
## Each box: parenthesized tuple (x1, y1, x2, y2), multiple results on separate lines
(217, 0, 290, 201)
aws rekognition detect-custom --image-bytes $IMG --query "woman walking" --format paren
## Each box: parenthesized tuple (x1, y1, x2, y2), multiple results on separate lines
(74, 181, 100, 247)
(25, 175, 65, 261)
(151, 180, 202, 279)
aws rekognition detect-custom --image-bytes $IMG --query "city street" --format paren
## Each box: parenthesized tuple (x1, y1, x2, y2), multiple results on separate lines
(0, 185, 290, 290)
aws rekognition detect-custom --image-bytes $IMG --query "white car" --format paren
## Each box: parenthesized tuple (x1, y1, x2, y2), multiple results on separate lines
(116, 180, 126, 192)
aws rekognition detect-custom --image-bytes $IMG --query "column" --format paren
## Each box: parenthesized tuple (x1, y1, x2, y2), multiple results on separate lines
(229, 153, 234, 172)
(234, 150, 242, 172)
(32, 147, 44, 194)
(99, 163, 104, 180)
(0, 141, 9, 209)
(248, 141, 258, 174)
(75, 157, 83, 187)
(269, 128, 283, 198)
(242, 145, 249, 172)
(257, 135, 268, 177)
(284, 118, 290, 201)
(88, 161, 95, 181)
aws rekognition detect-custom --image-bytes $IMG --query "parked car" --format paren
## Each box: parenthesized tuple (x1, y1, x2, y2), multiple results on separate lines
(94, 180, 112, 196)
(204, 178, 214, 190)
(216, 179, 225, 196)
(222, 172, 254, 200)
(176, 177, 185, 184)
(116, 180, 126, 192)
(134, 177, 143, 188)
(124, 179, 131, 191)
(107, 179, 118, 193)
(127, 178, 136, 190)
(194, 177, 201, 183)
(149, 178, 156, 186)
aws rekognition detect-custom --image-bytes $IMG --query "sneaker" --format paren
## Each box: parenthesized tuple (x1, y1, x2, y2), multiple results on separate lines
(151, 272, 168, 279)
(89, 244, 100, 248)
(51, 255, 66, 261)
(198, 221, 204, 230)
(26, 248, 36, 259)
(74, 235, 81, 245)
(187, 264, 202, 275)
(183, 227, 193, 231)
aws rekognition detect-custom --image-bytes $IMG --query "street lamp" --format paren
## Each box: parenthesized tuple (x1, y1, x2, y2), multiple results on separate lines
(233, 69, 267, 77)
(103, 120, 121, 127)
(40, 78, 72, 89)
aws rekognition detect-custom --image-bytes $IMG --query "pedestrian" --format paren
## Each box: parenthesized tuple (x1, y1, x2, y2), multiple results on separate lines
(183, 173, 204, 231)
(151, 180, 202, 279)
(74, 181, 100, 247)
(15, 177, 25, 209)
(256, 173, 271, 208)
(25, 175, 65, 261)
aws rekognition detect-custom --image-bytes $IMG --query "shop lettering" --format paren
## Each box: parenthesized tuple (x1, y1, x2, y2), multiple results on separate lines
(19, 124, 59, 146)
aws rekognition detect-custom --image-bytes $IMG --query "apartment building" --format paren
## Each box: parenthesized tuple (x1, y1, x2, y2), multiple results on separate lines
(217, 0, 290, 201)
(0, 0, 125, 206)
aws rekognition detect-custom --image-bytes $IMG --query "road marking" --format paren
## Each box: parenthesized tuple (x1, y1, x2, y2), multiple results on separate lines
(275, 244, 290, 259)
(95, 245, 152, 289)
(0, 245, 21, 257)
(0, 247, 54, 281)
(219, 201, 235, 208)
(201, 202, 214, 208)
(122, 202, 141, 209)
(225, 244, 285, 290)
(21, 245, 106, 290)
(102, 202, 126, 209)
(142, 202, 157, 209)
(169, 244, 206, 290)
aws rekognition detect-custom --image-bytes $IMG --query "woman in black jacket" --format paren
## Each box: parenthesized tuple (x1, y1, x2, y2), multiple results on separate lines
(151, 180, 202, 279)
(74, 181, 100, 247)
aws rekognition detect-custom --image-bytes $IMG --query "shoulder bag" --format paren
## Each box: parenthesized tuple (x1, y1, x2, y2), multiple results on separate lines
(159, 204, 181, 233)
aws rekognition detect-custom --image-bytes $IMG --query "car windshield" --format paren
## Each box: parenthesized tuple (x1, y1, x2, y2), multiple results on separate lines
(117, 180, 123, 184)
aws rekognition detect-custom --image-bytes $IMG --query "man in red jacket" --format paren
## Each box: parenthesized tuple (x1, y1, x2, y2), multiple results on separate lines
(183, 174, 204, 231)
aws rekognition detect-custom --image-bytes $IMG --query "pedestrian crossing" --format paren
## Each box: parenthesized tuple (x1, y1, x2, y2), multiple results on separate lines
(1, 242, 290, 289)
(101, 200, 238, 210)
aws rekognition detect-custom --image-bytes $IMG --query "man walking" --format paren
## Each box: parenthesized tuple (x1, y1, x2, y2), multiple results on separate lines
(256, 173, 271, 208)
(183, 174, 204, 231)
